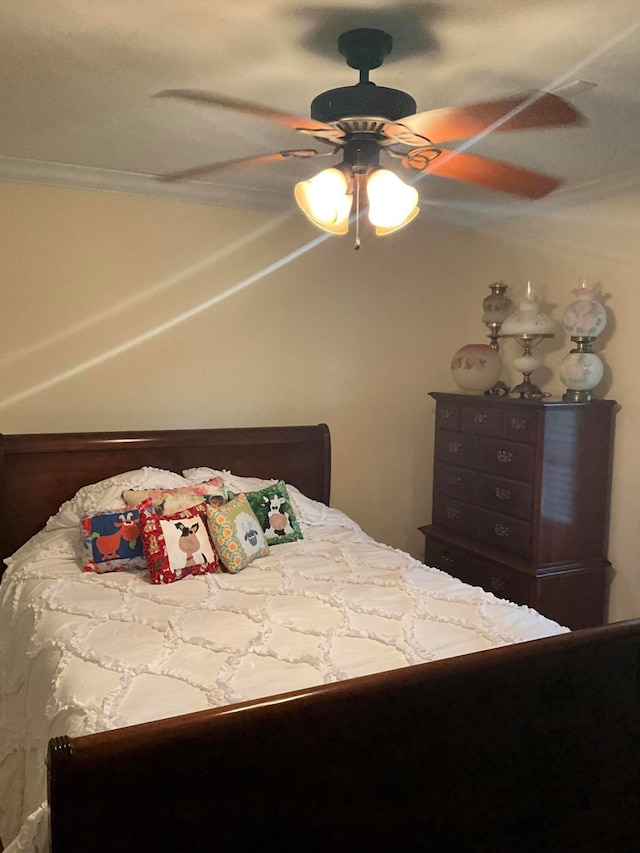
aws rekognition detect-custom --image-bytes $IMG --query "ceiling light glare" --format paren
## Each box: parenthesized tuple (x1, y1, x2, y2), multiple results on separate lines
(367, 168, 419, 231)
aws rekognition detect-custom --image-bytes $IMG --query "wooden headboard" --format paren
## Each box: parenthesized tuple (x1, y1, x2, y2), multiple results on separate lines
(0, 424, 330, 570)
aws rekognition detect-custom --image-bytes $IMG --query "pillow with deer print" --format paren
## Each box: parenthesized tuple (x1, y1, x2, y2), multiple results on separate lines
(139, 502, 221, 584)
(244, 481, 303, 546)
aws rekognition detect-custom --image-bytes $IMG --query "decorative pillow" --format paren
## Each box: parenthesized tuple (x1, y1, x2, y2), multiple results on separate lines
(81, 509, 146, 574)
(205, 494, 269, 573)
(47, 467, 192, 531)
(244, 481, 303, 546)
(181, 468, 327, 527)
(140, 503, 221, 584)
(124, 478, 227, 515)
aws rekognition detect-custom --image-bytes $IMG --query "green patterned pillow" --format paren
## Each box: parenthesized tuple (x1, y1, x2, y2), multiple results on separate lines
(205, 493, 268, 573)
(245, 480, 303, 546)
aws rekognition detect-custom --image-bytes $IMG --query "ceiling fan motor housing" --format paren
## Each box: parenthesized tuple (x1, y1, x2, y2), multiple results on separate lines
(311, 84, 417, 124)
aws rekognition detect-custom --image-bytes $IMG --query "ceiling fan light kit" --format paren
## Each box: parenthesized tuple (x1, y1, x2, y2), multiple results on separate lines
(156, 27, 586, 248)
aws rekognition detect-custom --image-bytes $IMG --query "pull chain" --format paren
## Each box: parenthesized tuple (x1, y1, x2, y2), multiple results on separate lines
(354, 175, 361, 250)
(354, 149, 361, 250)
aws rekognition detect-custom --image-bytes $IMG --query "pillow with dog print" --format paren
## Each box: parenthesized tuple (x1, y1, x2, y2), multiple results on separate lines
(81, 508, 146, 574)
(244, 481, 303, 546)
(205, 494, 269, 573)
(140, 502, 221, 584)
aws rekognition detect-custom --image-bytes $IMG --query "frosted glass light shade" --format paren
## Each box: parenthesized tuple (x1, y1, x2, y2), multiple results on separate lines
(451, 344, 502, 392)
(560, 351, 604, 392)
(501, 309, 555, 335)
(366, 169, 419, 232)
(294, 168, 353, 234)
(501, 286, 554, 336)
(563, 283, 607, 338)
(481, 283, 512, 323)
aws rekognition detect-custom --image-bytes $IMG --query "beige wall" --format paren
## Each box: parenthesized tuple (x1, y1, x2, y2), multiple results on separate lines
(0, 180, 470, 564)
(452, 190, 640, 623)
(1, 180, 638, 622)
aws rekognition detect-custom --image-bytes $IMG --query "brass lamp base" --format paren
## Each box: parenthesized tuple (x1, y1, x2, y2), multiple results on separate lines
(511, 376, 550, 399)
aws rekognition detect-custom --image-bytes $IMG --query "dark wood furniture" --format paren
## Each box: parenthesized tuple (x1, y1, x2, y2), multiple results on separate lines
(0, 424, 331, 581)
(0, 425, 638, 852)
(421, 392, 617, 629)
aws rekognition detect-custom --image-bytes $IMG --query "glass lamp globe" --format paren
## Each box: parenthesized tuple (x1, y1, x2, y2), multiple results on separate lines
(451, 344, 502, 393)
(562, 280, 607, 338)
(481, 282, 512, 350)
(499, 282, 555, 398)
(560, 351, 604, 400)
(560, 280, 607, 402)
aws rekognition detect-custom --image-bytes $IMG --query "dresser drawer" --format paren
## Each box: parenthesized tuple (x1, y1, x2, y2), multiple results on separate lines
(435, 430, 478, 468)
(479, 474, 533, 520)
(502, 409, 539, 443)
(476, 508, 531, 559)
(434, 463, 478, 502)
(432, 495, 477, 537)
(473, 557, 533, 607)
(435, 403, 460, 431)
(424, 538, 472, 580)
(460, 405, 502, 436)
(479, 437, 535, 480)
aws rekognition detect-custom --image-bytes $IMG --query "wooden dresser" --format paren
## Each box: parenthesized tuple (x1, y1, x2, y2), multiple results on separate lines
(420, 391, 617, 629)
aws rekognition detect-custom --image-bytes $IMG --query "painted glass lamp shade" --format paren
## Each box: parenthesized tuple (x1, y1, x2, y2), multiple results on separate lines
(500, 284, 555, 337)
(499, 282, 555, 399)
(451, 344, 502, 392)
(481, 282, 512, 350)
(562, 281, 607, 338)
(560, 281, 607, 402)
(559, 351, 604, 397)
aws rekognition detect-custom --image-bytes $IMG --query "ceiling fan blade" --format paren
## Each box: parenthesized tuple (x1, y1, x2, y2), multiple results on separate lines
(154, 89, 344, 141)
(404, 148, 561, 199)
(158, 149, 320, 182)
(392, 92, 585, 144)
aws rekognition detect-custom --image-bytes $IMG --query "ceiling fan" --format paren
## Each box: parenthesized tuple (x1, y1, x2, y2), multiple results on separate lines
(155, 28, 585, 243)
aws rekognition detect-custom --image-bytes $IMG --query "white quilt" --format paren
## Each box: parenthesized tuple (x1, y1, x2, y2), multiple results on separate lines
(0, 473, 567, 852)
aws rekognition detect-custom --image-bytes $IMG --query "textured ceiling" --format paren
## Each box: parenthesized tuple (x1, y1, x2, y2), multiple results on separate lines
(1, 1, 638, 224)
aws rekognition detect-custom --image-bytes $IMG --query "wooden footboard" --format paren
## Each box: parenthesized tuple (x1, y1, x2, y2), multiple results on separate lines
(48, 620, 640, 853)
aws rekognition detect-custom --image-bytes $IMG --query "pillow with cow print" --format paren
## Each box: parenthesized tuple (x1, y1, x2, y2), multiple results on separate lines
(244, 480, 304, 546)
(139, 502, 221, 584)
(81, 508, 147, 574)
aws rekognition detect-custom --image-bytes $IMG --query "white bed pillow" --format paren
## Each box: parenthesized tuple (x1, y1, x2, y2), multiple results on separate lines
(182, 467, 274, 493)
(46, 467, 192, 531)
(181, 467, 343, 529)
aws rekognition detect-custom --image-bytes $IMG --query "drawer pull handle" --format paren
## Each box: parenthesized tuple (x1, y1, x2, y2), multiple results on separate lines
(448, 441, 463, 453)
(510, 417, 527, 431)
(446, 507, 460, 519)
(441, 555, 454, 568)
(473, 413, 488, 424)
(491, 576, 507, 592)
(496, 450, 512, 463)
(495, 487, 511, 500)
(494, 523, 509, 537)
(441, 408, 455, 420)
(448, 474, 462, 486)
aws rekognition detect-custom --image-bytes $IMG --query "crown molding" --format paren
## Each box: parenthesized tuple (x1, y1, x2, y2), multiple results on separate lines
(1, 154, 637, 233)
(0, 154, 294, 213)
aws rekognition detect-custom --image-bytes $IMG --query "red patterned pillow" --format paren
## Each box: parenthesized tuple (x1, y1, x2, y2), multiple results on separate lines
(124, 477, 227, 515)
(140, 502, 221, 584)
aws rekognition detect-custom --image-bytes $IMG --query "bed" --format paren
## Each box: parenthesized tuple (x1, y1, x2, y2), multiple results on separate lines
(0, 424, 638, 853)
